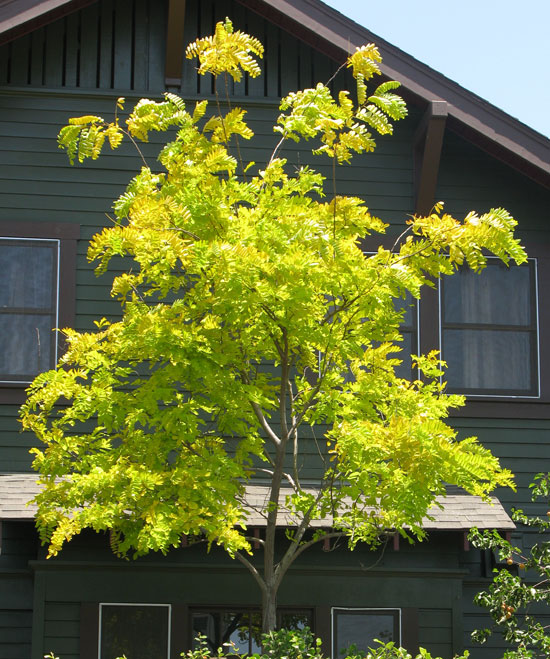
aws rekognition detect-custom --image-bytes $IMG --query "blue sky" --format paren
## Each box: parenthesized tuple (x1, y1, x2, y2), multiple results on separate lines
(322, 0, 550, 138)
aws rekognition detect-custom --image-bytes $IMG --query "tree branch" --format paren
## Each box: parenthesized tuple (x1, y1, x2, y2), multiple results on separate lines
(234, 550, 266, 594)
(250, 401, 280, 447)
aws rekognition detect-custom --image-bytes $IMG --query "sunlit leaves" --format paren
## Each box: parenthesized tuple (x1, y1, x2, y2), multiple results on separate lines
(186, 17, 264, 81)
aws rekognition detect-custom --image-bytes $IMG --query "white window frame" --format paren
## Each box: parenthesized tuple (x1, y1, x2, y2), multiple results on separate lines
(331, 606, 402, 658)
(98, 602, 172, 659)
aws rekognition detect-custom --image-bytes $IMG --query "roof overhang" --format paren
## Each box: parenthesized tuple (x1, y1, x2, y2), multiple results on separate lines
(0, 474, 515, 532)
(238, 0, 550, 189)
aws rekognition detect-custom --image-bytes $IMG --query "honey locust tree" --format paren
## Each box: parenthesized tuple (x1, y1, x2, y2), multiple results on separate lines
(21, 20, 521, 633)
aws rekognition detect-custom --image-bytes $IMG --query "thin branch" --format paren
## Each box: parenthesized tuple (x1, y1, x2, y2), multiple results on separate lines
(243, 535, 266, 548)
(250, 401, 281, 447)
(279, 330, 289, 442)
(288, 378, 300, 489)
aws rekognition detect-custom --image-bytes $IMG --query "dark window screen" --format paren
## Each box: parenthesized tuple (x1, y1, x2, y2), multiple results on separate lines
(100, 604, 170, 659)
(0, 239, 58, 381)
(333, 608, 399, 656)
(441, 260, 538, 395)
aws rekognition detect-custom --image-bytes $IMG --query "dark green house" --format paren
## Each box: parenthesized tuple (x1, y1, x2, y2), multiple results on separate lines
(1, 1, 550, 658)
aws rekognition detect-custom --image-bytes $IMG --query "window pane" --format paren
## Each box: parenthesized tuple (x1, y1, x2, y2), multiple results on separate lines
(334, 610, 398, 655)
(100, 604, 170, 659)
(0, 242, 56, 309)
(443, 262, 531, 326)
(444, 329, 532, 392)
(192, 610, 260, 655)
(0, 314, 52, 378)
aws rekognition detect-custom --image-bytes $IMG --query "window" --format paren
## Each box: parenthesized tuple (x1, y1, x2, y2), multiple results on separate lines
(190, 608, 312, 654)
(0, 222, 79, 403)
(0, 238, 59, 382)
(332, 608, 400, 656)
(99, 603, 171, 659)
(440, 259, 539, 396)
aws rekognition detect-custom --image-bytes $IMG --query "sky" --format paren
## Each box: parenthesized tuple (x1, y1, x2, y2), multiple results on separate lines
(322, 0, 550, 139)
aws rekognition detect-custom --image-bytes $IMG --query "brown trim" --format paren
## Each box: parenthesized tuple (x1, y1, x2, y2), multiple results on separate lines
(171, 604, 188, 657)
(314, 605, 331, 657)
(80, 602, 99, 659)
(0, 221, 80, 405)
(165, 0, 187, 87)
(401, 608, 419, 655)
(0, 0, 96, 46)
(414, 101, 447, 216)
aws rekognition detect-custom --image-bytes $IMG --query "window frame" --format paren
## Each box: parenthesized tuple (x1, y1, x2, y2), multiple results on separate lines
(438, 256, 540, 398)
(0, 221, 79, 404)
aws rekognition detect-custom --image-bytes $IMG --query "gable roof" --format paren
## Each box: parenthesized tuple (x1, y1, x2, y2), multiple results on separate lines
(1, 0, 549, 188)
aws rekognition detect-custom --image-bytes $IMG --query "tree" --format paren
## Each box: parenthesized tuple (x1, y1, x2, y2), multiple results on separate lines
(470, 473, 550, 658)
(21, 20, 521, 634)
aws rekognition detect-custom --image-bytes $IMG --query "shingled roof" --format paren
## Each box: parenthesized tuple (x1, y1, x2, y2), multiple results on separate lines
(0, 474, 514, 530)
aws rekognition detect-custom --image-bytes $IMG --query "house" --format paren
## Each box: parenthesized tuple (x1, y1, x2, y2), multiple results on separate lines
(1, 1, 550, 658)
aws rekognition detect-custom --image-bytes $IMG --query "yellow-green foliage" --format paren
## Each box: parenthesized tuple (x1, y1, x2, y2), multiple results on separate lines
(25, 22, 518, 577)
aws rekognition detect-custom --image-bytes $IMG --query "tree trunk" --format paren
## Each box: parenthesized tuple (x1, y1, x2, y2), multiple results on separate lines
(262, 582, 278, 633)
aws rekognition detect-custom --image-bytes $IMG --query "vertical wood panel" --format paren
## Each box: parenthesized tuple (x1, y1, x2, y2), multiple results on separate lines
(245, 10, 264, 97)
(231, 0, 246, 96)
(99, 0, 114, 89)
(79, 3, 99, 88)
(113, 0, 133, 89)
(65, 12, 80, 87)
(29, 28, 45, 86)
(264, 21, 279, 97)
(298, 40, 312, 90)
(181, 0, 199, 95)
(43, 19, 65, 87)
(279, 29, 298, 95)
(133, 0, 149, 90)
(0, 43, 8, 84)
(198, 0, 214, 96)
(312, 51, 331, 89)
(10, 35, 30, 85)
(147, 0, 166, 90)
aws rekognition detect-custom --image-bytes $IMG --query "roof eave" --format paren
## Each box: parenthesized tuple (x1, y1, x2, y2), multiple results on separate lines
(240, 0, 550, 188)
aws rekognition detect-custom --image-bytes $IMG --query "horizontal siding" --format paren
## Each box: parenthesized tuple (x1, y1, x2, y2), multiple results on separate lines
(436, 131, 550, 235)
(418, 609, 452, 659)
(43, 602, 80, 659)
(0, 609, 32, 659)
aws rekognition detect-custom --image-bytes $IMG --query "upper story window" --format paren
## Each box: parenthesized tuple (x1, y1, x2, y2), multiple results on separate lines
(0, 238, 59, 383)
(0, 222, 79, 404)
(440, 259, 539, 397)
